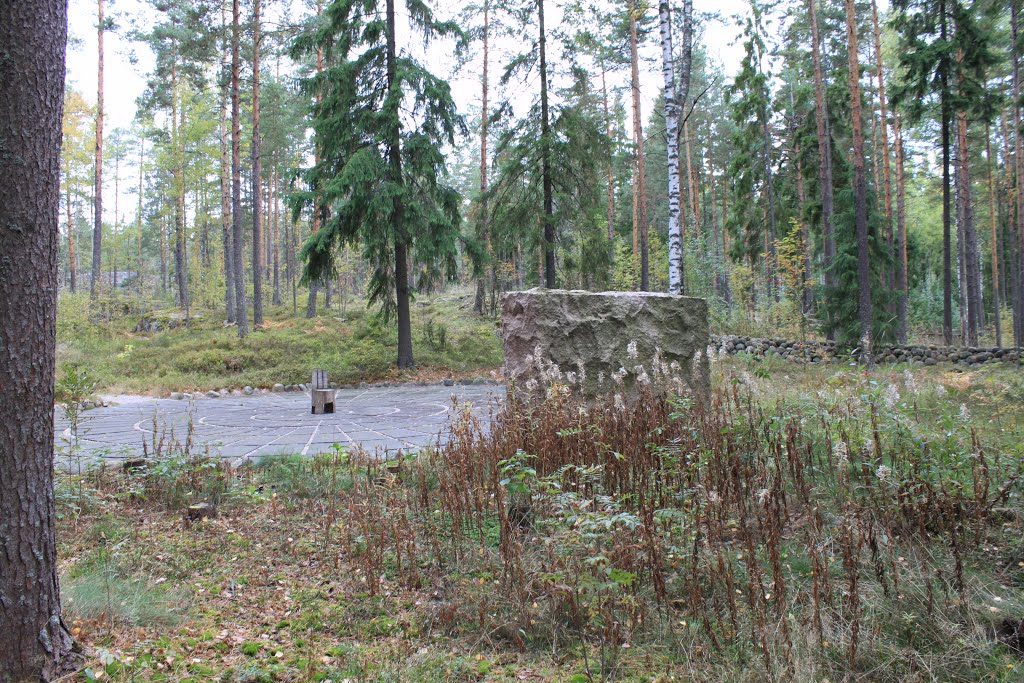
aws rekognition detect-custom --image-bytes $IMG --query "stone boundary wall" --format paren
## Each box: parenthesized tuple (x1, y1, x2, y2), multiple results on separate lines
(712, 334, 1021, 367)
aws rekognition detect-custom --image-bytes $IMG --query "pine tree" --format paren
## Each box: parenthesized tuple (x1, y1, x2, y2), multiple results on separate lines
(293, 0, 464, 368)
(91, 0, 106, 299)
(845, 0, 872, 362)
(0, 0, 84, 677)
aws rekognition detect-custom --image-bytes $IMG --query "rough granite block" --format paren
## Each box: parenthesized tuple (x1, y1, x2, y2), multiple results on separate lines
(501, 289, 710, 400)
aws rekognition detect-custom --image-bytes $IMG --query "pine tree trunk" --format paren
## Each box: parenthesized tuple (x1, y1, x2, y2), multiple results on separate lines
(232, 0, 248, 336)
(761, 98, 778, 302)
(870, 0, 895, 283)
(895, 113, 909, 343)
(986, 124, 1002, 347)
(629, 1, 649, 291)
(956, 106, 980, 346)
(91, 0, 104, 298)
(113, 153, 119, 288)
(808, 0, 835, 334)
(601, 61, 616, 280)
(475, 0, 491, 314)
(1013, 0, 1024, 350)
(67, 183, 77, 292)
(273, 159, 281, 306)
(251, 0, 264, 327)
(659, 0, 684, 293)
(220, 0, 235, 322)
(940, 0, 953, 345)
(845, 0, 872, 363)
(160, 213, 168, 293)
(0, 0, 84, 676)
(171, 58, 190, 318)
(708, 149, 730, 304)
(136, 138, 145, 288)
(539, 0, 556, 288)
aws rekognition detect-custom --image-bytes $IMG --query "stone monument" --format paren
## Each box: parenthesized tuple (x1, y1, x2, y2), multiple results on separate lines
(501, 289, 710, 400)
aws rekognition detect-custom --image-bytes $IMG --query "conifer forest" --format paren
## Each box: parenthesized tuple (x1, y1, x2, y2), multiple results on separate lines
(5, 0, 1024, 681)
(56, 0, 1024, 358)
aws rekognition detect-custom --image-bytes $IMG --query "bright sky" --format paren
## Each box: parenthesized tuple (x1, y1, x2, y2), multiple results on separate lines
(66, 0, 752, 135)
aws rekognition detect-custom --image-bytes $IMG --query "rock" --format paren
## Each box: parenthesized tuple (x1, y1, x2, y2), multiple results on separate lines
(924, 357, 937, 366)
(243, 386, 254, 396)
(443, 378, 455, 387)
(82, 400, 95, 410)
(272, 383, 285, 392)
(169, 392, 183, 400)
(219, 388, 230, 396)
(358, 382, 369, 389)
(501, 289, 709, 399)
(182, 392, 193, 400)
(231, 389, 243, 397)
(472, 376, 489, 385)
(206, 390, 220, 398)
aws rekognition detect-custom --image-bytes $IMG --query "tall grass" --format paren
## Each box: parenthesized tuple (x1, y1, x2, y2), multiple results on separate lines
(274, 364, 1024, 681)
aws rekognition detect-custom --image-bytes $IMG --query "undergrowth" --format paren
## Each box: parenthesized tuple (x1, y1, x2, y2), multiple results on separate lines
(56, 359, 1024, 681)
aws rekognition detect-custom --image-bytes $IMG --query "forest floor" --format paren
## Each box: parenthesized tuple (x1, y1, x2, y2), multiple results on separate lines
(55, 356, 1024, 682)
(56, 288, 505, 395)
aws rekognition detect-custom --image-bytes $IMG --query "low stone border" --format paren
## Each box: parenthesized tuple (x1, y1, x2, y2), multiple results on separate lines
(165, 376, 501, 400)
(712, 334, 1020, 367)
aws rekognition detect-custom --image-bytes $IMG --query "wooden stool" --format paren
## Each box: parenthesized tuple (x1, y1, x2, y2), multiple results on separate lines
(311, 369, 335, 414)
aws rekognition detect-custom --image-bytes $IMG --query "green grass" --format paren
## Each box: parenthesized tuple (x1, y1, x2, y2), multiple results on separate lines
(56, 287, 504, 394)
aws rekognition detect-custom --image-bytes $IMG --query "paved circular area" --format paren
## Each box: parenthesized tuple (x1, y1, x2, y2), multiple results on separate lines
(55, 385, 503, 468)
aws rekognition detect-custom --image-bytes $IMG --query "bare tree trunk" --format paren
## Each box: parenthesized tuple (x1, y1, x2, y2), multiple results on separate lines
(113, 147, 119, 288)
(136, 137, 144, 288)
(601, 61, 616, 280)
(761, 94, 778, 302)
(630, 0, 649, 291)
(808, 0, 835, 335)
(870, 0, 895, 282)
(845, 0, 872, 363)
(91, 0, 104, 298)
(159, 212, 168, 293)
(251, 0, 263, 327)
(475, 0, 491, 313)
(986, 123, 1002, 346)
(941, 0, 953, 345)
(67, 182, 77, 292)
(708, 149, 730, 304)
(171, 57, 189, 319)
(232, 0, 248, 335)
(1013, 0, 1024, 350)
(273, 157, 281, 305)
(539, 0, 556, 288)
(895, 113, 909, 342)
(0, 0, 84, 675)
(956, 104, 981, 346)
(220, 1, 235, 322)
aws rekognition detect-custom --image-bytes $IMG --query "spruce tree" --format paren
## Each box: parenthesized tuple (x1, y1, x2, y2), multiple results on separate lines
(293, 0, 464, 368)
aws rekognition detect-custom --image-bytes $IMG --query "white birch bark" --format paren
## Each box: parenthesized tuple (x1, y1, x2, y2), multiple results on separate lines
(660, 1, 682, 293)
(660, 0, 691, 294)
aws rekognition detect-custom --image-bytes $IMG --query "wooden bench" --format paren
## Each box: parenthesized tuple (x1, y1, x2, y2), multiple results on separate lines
(311, 369, 335, 414)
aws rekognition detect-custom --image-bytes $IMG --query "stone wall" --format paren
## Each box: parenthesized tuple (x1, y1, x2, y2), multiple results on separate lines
(712, 334, 1020, 367)
(501, 289, 710, 398)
